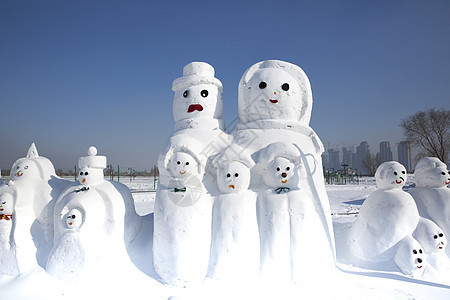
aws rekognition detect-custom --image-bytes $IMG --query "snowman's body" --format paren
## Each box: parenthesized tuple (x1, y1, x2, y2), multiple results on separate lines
(408, 157, 450, 257)
(349, 161, 420, 262)
(208, 159, 259, 281)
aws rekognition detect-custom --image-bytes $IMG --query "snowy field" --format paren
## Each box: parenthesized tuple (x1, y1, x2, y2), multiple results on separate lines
(2, 176, 450, 299)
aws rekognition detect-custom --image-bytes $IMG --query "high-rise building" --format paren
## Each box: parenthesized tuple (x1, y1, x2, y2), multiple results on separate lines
(342, 146, 354, 168)
(355, 141, 371, 174)
(328, 148, 341, 171)
(379, 141, 393, 163)
(398, 141, 412, 172)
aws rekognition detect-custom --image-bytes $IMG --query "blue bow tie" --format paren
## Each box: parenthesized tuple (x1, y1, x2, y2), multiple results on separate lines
(274, 187, 291, 194)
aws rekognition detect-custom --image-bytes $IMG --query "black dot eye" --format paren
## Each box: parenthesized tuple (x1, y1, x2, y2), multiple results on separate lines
(276, 167, 280, 172)
(419, 249, 423, 254)
(200, 90, 208, 97)
(234, 173, 239, 177)
(281, 83, 289, 91)
(24, 166, 28, 169)
(227, 173, 231, 178)
(286, 167, 290, 171)
(185, 162, 189, 166)
(183, 90, 188, 98)
(442, 172, 446, 175)
(80, 172, 83, 176)
(402, 171, 405, 174)
(394, 171, 398, 175)
(439, 233, 444, 237)
(177, 161, 181, 165)
(72, 215, 76, 219)
(413, 249, 417, 254)
(84, 172, 88, 176)
(259, 81, 267, 89)
(434, 235, 438, 239)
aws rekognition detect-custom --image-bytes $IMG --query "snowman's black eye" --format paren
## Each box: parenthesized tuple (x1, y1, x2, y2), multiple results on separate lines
(413, 249, 417, 254)
(439, 233, 444, 237)
(394, 171, 398, 175)
(84, 172, 88, 176)
(434, 235, 438, 239)
(442, 172, 446, 175)
(177, 161, 181, 165)
(402, 171, 405, 174)
(72, 215, 76, 219)
(419, 249, 423, 254)
(259, 82, 267, 89)
(185, 162, 189, 166)
(281, 83, 289, 91)
(183, 90, 188, 98)
(276, 167, 280, 172)
(17, 166, 20, 170)
(235, 173, 239, 177)
(286, 167, 290, 171)
(2, 202, 5, 205)
(227, 173, 231, 178)
(200, 90, 208, 97)
(80, 172, 83, 176)
(24, 166, 28, 169)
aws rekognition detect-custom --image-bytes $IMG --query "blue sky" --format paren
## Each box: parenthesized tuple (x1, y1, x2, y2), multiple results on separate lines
(1, 0, 449, 170)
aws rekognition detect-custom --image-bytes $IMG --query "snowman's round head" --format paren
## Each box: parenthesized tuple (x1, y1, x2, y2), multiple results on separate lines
(238, 60, 312, 125)
(65, 208, 83, 230)
(172, 62, 223, 123)
(77, 146, 106, 186)
(394, 236, 426, 278)
(217, 161, 251, 194)
(263, 157, 299, 188)
(413, 218, 447, 254)
(168, 151, 201, 180)
(414, 157, 450, 188)
(0, 193, 14, 215)
(375, 161, 407, 189)
(10, 159, 40, 181)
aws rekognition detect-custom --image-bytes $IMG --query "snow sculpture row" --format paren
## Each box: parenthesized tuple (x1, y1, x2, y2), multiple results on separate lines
(153, 60, 335, 286)
(0, 143, 142, 280)
(348, 159, 450, 279)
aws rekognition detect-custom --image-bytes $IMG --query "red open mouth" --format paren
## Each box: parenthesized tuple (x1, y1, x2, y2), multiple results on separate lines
(445, 181, 450, 185)
(0, 209, 3, 212)
(16, 171, 23, 177)
(439, 246, 443, 249)
(187, 104, 203, 113)
(395, 180, 403, 184)
(417, 266, 422, 269)
(270, 99, 278, 104)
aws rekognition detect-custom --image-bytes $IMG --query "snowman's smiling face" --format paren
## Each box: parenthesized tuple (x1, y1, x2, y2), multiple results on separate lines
(173, 83, 222, 122)
(376, 162, 407, 189)
(217, 161, 251, 194)
(78, 167, 104, 186)
(65, 208, 83, 229)
(10, 160, 40, 181)
(422, 166, 450, 188)
(243, 68, 302, 122)
(0, 193, 14, 215)
(169, 152, 199, 179)
(263, 157, 298, 188)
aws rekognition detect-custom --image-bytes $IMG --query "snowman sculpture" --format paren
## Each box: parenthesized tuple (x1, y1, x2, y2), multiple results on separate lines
(0, 143, 71, 274)
(154, 62, 232, 286)
(232, 60, 335, 273)
(0, 192, 19, 275)
(394, 235, 427, 278)
(408, 157, 450, 257)
(348, 161, 420, 262)
(208, 144, 259, 281)
(256, 142, 330, 282)
(413, 217, 450, 273)
(47, 146, 142, 280)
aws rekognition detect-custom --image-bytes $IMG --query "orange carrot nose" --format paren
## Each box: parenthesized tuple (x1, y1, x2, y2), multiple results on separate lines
(82, 178, 86, 183)
(274, 92, 277, 95)
(68, 222, 73, 226)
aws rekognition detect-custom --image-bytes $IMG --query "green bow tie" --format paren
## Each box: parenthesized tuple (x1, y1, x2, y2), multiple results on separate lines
(174, 187, 187, 193)
(275, 187, 290, 194)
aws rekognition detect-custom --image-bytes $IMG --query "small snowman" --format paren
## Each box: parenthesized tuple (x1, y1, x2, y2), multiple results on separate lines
(0, 192, 14, 245)
(208, 144, 259, 281)
(413, 218, 450, 273)
(409, 157, 450, 256)
(77, 146, 107, 188)
(394, 235, 427, 278)
(349, 161, 420, 262)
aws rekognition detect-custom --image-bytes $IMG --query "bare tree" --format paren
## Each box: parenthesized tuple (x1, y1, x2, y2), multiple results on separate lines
(362, 154, 381, 176)
(400, 108, 449, 164)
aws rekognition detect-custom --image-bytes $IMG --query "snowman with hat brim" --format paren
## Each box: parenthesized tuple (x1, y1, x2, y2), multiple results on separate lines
(207, 144, 259, 281)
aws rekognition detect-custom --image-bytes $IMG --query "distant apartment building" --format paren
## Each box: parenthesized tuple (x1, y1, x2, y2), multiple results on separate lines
(355, 141, 371, 174)
(379, 141, 393, 163)
(398, 141, 412, 172)
(328, 148, 341, 171)
(342, 146, 353, 167)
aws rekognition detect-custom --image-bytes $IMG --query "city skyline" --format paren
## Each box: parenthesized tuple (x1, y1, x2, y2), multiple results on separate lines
(1, 1, 449, 170)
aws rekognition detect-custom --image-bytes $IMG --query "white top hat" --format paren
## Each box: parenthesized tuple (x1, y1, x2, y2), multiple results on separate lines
(78, 146, 107, 169)
(172, 62, 223, 93)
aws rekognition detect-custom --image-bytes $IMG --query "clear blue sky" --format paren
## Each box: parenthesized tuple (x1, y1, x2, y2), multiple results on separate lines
(1, 0, 449, 170)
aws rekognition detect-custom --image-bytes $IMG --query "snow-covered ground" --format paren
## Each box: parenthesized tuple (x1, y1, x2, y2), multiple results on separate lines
(1, 176, 449, 299)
